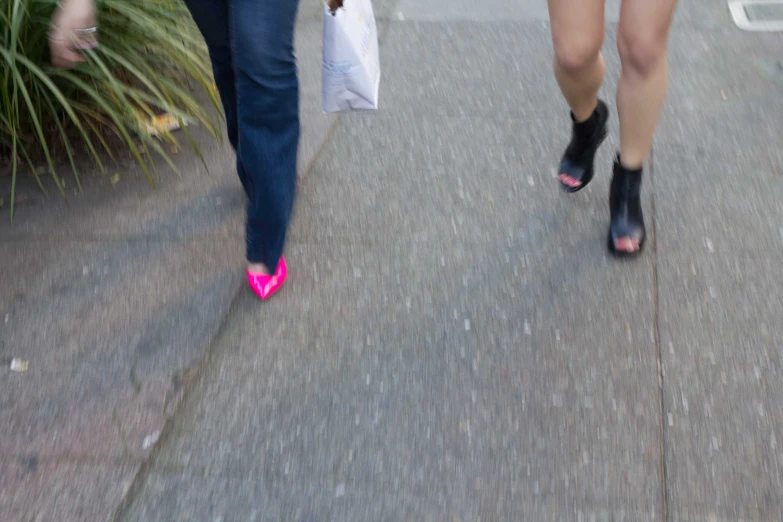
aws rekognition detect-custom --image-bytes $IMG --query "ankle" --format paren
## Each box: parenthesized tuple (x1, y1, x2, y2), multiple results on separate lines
(247, 262, 270, 275)
(571, 102, 599, 125)
(616, 154, 643, 173)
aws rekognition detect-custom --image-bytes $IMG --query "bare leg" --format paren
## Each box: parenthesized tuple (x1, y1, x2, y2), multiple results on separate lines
(548, 0, 606, 188)
(247, 262, 270, 275)
(612, 0, 677, 252)
(617, 0, 677, 168)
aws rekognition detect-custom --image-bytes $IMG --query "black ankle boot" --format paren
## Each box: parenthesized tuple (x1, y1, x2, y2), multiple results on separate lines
(608, 155, 646, 257)
(558, 99, 609, 193)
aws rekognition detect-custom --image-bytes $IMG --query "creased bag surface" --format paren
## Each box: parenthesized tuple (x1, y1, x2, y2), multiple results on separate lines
(322, 0, 381, 112)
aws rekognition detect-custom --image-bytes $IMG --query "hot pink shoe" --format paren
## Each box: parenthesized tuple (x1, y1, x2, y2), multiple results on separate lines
(247, 256, 288, 300)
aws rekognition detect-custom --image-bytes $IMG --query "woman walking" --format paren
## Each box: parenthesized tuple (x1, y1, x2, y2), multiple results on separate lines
(550, 0, 677, 257)
(50, 0, 300, 300)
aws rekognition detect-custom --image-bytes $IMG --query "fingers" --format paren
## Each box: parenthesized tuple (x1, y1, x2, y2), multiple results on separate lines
(75, 35, 98, 51)
(74, 26, 98, 50)
(49, 0, 98, 68)
(49, 30, 85, 69)
(49, 27, 98, 68)
(51, 47, 86, 69)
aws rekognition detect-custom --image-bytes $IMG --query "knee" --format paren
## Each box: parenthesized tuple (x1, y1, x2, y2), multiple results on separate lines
(617, 31, 668, 77)
(553, 37, 602, 76)
(235, 35, 297, 86)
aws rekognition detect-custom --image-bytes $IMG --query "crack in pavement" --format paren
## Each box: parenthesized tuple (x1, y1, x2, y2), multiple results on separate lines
(106, 68, 343, 522)
(649, 144, 670, 522)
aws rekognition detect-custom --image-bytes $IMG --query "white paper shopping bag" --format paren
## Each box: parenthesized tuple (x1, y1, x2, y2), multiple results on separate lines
(322, 0, 381, 113)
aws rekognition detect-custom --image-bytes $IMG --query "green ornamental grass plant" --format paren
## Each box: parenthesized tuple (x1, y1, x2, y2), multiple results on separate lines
(1, 0, 220, 217)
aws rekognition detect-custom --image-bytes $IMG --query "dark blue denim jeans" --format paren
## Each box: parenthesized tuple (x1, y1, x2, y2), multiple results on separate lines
(184, 0, 300, 271)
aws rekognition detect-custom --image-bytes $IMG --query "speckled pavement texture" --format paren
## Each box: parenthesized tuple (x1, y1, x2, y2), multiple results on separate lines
(3, 1, 783, 521)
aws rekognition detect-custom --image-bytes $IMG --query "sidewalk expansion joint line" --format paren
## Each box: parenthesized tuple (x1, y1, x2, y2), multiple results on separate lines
(649, 144, 669, 521)
(108, 284, 245, 522)
(108, 87, 343, 522)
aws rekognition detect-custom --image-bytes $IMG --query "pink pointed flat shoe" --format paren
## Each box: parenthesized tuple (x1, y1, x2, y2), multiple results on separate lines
(247, 256, 288, 300)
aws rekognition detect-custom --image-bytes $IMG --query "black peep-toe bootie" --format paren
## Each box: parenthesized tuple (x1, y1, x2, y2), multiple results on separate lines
(558, 100, 609, 193)
(608, 154, 646, 258)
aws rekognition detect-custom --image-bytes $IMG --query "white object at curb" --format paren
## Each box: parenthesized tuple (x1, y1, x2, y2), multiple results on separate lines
(729, 0, 783, 31)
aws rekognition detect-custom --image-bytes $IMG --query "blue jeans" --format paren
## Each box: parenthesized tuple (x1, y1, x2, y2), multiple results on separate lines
(184, 0, 300, 271)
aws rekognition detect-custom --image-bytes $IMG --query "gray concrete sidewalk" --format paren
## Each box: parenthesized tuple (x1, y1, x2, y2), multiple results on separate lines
(0, 4, 335, 521)
(3, 0, 783, 521)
